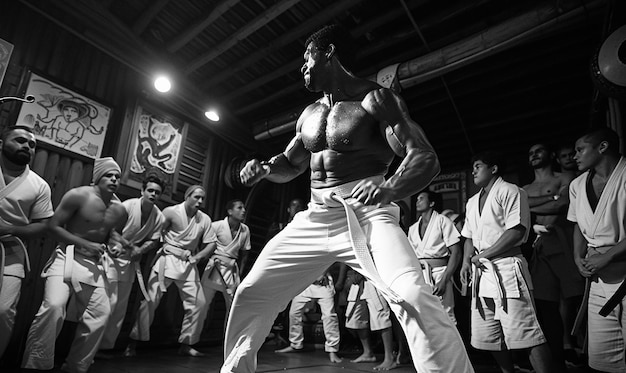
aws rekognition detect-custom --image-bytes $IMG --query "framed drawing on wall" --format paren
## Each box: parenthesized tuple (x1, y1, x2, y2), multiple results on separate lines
(120, 102, 187, 198)
(15, 71, 112, 159)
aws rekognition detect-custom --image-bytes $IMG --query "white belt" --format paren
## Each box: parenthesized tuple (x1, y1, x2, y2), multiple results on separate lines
(0, 234, 29, 289)
(330, 192, 403, 304)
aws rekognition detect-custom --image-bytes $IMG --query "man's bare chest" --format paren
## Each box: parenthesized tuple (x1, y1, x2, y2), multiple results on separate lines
(300, 102, 375, 152)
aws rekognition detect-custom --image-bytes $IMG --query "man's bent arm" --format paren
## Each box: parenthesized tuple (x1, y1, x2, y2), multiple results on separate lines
(473, 225, 526, 261)
(0, 218, 50, 238)
(366, 89, 440, 200)
(192, 241, 217, 262)
(573, 224, 592, 277)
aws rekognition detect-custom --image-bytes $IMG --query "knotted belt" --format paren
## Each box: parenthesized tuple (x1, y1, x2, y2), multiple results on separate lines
(63, 244, 110, 292)
(133, 261, 150, 301)
(419, 257, 448, 287)
(329, 192, 403, 304)
(205, 253, 239, 296)
(155, 245, 196, 293)
(0, 234, 29, 289)
(472, 258, 506, 319)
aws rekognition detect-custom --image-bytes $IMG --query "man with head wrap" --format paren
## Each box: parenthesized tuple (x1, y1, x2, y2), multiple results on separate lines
(126, 185, 217, 357)
(22, 157, 128, 373)
(0, 126, 53, 359)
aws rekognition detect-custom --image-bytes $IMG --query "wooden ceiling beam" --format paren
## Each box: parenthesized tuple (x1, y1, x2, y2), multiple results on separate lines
(132, 0, 171, 35)
(245, 0, 603, 138)
(167, 0, 241, 52)
(184, 0, 304, 74)
(203, 0, 366, 89)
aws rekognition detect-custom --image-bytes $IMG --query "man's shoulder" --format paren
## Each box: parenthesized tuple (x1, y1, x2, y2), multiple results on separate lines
(570, 171, 589, 190)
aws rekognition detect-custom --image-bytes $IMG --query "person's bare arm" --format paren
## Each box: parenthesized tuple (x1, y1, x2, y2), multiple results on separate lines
(191, 241, 217, 262)
(239, 107, 313, 186)
(459, 238, 475, 287)
(47, 189, 104, 257)
(0, 217, 50, 238)
(356, 88, 440, 205)
(572, 224, 592, 277)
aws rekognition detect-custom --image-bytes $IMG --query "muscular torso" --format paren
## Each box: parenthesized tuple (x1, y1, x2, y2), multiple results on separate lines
(66, 188, 126, 243)
(300, 96, 394, 188)
(525, 174, 565, 225)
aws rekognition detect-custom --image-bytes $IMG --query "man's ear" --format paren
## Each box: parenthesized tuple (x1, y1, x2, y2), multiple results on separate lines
(598, 140, 609, 154)
(492, 165, 498, 175)
(326, 44, 336, 60)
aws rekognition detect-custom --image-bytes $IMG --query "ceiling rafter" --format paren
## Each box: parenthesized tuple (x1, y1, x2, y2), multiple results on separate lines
(132, 0, 171, 35)
(167, 0, 242, 53)
(184, 0, 305, 74)
(202, 0, 365, 89)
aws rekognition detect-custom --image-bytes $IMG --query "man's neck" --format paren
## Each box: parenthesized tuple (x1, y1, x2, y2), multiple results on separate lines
(593, 155, 620, 179)
(419, 209, 433, 223)
(0, 158, 27, 177)
(532, 165, 554, 181)
(94, 185, 113, 204)
(140, 197, 153, 214)
(184, 204, 197, 219)
(481, 176, 498, 195)
(228, 216, 241, 230)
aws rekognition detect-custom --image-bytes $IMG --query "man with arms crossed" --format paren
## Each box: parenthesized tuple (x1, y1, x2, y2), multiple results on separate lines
(227, 24, 473, 373)
(568, 128, 626, 373)
(127, 185, 216, 357)
(98, 175, 165, 353)
(0, 126, 53, 359)
(523, 143, 584, 370)
(408, 190, 461, 324)
(22, 157, 127, 373)
(201, 199, 250, 320)
(460, 151, 553, 373)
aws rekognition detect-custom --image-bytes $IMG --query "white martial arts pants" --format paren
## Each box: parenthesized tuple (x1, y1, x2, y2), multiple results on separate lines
(587, 278, 626, 373)
(100, 280, 133, 349)
(287, 287, 340, 352)
(0, 275, 21, 358)
(129, 271, 207, 345)
(221, 188, 474, 373)
(22, 276, 110, 373)
(204, 286, 234, 319)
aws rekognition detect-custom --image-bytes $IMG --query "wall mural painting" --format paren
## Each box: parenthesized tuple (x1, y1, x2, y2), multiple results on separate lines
(0, 38, 13, 88)
(16, 72, 111, 158)
(126, 105, 184, 197)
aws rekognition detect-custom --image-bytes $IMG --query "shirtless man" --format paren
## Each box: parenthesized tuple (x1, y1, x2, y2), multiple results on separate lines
(225, 24, 473, 373)
(0, 126, 53, 359)
(127, 185, 216, 357)
(22, 157, 127, 373)
(568, 128, 626, 373)
(98, 176, 165, 353)
(201, 199, 250, 321)
(523, 143, 584, 370)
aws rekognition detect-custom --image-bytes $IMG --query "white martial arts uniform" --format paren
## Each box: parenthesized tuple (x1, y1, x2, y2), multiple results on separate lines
(0, 166, 53, 358)
(22, 245, 111, 373)
(286, 273, 340, 352)
(568, 157, 626, 373)
(201, 217, 251, 313)
(130, 203, 215, 345)
(462, 176, 546, 351)
(222, 177, 474, 373)
(408, 211, 460, 324)
(99, 197, 165, 349)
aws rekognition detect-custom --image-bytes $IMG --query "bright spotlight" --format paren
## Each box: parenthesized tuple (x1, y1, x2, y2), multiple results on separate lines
(154, 76, 171, 93)
(205, 110, 220, 122)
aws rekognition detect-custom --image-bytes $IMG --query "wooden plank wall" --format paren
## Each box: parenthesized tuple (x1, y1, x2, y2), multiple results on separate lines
(0, 2, 248, 366)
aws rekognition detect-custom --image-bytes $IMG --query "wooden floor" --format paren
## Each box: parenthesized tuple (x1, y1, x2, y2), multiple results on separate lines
(6, 341, 592, 373)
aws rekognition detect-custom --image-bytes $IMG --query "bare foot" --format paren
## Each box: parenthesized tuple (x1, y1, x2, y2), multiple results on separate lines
(395, 351, 410, 365)
(275, 346, 302, 353)
(329, 352, 342, 363)
(351, 353, 376, 363)
(178, 344, 205, 357)
(374, 359, 398, 370)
